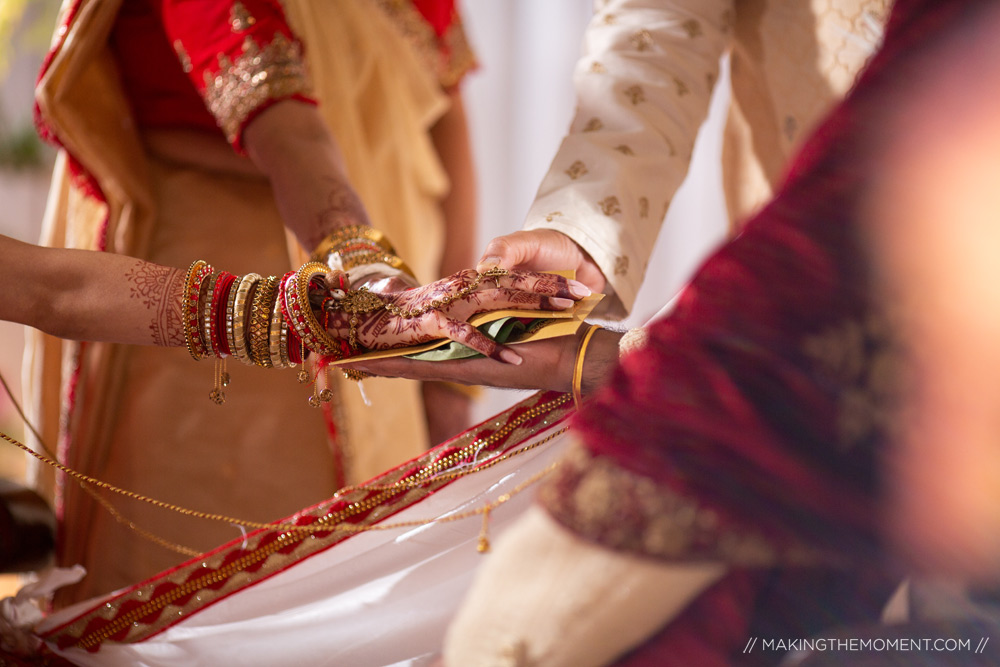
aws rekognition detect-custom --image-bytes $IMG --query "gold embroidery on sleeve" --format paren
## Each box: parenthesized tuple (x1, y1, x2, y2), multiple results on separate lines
(630, 29, 653, 52)
(203, 33, 312, 145)
(583, 117, 604, 132)
(599, 196, 622, 216)
(544, 211, 564, 223)
(614, 255, 629, 276)
(230, 2, 256, 32)
(603, 13, 616, 25)
(624, 85, 645, 105)
(590, 61, 606, 74)
(681, 18, 702, 38)
(565, 161, 588, 180)
(173, 40, 193, 73)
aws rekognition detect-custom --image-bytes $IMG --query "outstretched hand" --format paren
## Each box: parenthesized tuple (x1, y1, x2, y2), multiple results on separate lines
(476, 229, 606, 295)
(321, 268, 591, 364)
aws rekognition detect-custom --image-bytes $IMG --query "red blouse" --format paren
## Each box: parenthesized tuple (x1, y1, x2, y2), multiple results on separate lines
(106, 0, 464, 153)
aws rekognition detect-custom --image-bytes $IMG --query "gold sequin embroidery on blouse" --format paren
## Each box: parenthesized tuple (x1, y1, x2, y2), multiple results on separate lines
(230, 1, 256, 32)
(565, 160, 588, 180)
(623, 84, 644, 105)
(544, 211, 564, 223)
(583, 117, 603, 132)
(598, 196, 621, 216)
(203, 33, 312, 145)
(173, 40, 193, 73)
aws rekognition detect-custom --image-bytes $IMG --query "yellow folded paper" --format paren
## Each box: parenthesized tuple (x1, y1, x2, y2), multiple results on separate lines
(326, 280, 603, 365)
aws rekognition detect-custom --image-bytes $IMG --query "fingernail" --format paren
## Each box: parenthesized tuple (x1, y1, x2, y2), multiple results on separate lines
(499, 348, 522, 365)
(568, 280, 591, 298)
(478, 256, 502, 270)
(551, 297, 575, 309)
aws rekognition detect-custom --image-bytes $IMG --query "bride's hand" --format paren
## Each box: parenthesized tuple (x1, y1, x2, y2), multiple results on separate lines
(322, 268, 591, 364)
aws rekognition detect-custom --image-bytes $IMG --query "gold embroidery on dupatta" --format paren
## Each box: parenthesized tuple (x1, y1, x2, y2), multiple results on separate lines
(539, 445, 818, 565)
(802, 314, 902, 450)
(202, 33, 312, 144)
(614, 255, 629, 276)
(371, 0, 477, 88)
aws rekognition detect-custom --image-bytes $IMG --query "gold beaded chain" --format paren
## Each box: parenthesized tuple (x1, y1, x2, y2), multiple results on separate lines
(0, 371, 568, 555)
(329, 267, 509, 350)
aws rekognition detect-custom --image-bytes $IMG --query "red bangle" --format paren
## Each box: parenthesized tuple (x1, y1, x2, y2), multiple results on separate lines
(211, 272, 237, 357)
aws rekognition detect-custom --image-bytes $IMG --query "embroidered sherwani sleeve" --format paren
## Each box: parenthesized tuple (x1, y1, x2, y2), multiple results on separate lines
(158, 0, 315, 152)
(523, 0, 734, 319)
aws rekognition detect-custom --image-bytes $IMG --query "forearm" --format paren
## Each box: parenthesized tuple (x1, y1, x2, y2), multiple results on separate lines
(431, 89, 478, 278)
(243, 99, 370, 252)
(0, 238, 183, 346)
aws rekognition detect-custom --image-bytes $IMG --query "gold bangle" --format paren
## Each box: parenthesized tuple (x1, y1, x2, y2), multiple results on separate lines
(232, 273, 261, 366)
(572, 324, 601, 410)
(269, 289, 289, 369)
(249, 276, 279, 368)
(182, 260, 212, 361)
(310, 225, 416, 280)
(287, 262, 343, 358)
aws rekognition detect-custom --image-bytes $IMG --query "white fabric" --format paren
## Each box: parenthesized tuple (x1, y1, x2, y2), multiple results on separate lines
(38, 423, 572, 666)
(0, 566, 86, 656)
(524, 0, 733, 319)
(443, 507, 725, 667)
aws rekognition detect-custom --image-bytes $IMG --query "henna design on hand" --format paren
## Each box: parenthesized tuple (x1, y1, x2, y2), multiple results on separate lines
(125, 263, 185, 347)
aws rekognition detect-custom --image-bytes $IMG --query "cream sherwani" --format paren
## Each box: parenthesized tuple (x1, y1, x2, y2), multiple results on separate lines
(524, 0, 889, 318)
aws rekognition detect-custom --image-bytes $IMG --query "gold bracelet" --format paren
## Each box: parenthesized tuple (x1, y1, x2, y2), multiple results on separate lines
(268, 289, 289, 369)
(572, 324, 601, 410)
(310, 225, 416, 280)
(249, 276, 279, 368)
(182, 260, 212, 361)
(232, 273, 261, 366)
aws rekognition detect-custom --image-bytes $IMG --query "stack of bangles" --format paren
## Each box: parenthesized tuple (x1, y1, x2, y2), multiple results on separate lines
(182, 260, 365, 406)
(308, 223, 415, 285)
(183, 226, 415, 406)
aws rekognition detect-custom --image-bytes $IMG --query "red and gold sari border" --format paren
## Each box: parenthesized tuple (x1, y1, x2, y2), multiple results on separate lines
(539, 444, 825, 568)
(42, 391, 574, 651)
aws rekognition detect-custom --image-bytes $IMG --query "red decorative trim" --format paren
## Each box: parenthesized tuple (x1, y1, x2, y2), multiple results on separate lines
(42, 391, 574, 651)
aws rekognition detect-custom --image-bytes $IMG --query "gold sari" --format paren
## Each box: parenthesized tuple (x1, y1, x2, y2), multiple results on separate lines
(26, 0, 475, 605)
